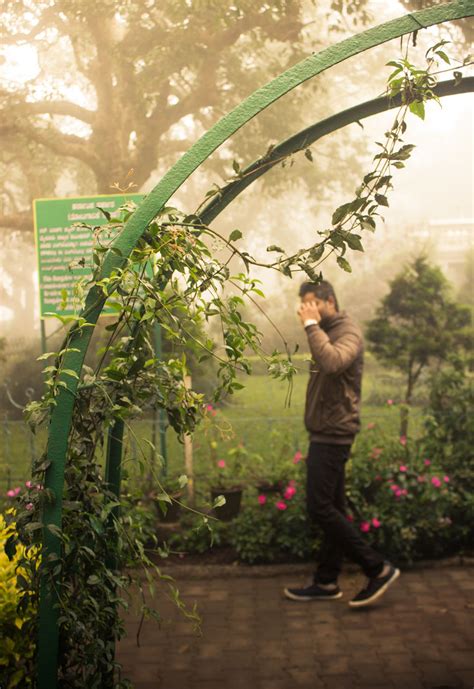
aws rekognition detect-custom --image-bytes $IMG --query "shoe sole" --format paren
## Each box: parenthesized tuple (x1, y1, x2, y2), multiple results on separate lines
(284, 588, 343, 601)
(348, 568, 400, 608)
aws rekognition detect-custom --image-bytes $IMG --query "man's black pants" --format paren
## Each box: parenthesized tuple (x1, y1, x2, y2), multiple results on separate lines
(306, 441, 384, 584)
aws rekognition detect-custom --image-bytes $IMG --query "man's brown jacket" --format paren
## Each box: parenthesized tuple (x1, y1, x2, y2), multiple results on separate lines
(304, 311, 364, 445)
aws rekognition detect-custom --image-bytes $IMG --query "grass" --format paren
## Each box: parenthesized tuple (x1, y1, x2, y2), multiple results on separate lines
(0, 359, 426, 496)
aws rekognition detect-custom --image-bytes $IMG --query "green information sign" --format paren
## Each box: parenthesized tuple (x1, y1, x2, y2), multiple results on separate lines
(34, 194, 143, 317)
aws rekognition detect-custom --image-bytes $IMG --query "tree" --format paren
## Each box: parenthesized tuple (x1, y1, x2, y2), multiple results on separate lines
(366, 256, 471, 436)
(0, 0, 371, 235)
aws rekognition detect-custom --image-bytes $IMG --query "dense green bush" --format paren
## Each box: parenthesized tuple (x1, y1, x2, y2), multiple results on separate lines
(348, 427, 460, 562)
(0, 511, 38, 689)
(167, 512, 231, 555)
(421, 361, 474, 549)
(231, 488, 320, 564)
(165, 411, 472, 565)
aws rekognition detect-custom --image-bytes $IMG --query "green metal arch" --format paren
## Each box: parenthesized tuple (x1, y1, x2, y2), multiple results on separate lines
(198, 77, 474, 225)
(37, 2, 474, 687)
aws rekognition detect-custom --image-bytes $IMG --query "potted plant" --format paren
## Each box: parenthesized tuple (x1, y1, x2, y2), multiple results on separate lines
(254, 429, 304, 496)
(210, 446, 247, 521)
(153, 474, 187, 523)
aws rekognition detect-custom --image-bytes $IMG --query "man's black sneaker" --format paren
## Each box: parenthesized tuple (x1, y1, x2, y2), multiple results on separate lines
(349, 562, 400, 608)
(284, 583, 342, 601)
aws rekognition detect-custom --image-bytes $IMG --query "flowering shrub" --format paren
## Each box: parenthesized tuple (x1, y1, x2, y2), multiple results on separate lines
(231, 485, 320, 564)
(174, 419, 471, 565)
(0, 510, 38, 689)
(347, 427, 463, 561)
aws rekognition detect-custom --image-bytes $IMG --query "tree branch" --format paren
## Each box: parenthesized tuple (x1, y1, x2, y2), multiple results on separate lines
(14, 124, 99, 169)
(11, 98, 96, 125)
(0, 211, 31, 232)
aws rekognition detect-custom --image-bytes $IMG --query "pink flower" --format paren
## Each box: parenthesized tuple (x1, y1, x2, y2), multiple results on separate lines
(283, 486, 296, 500)
(206, 404, 214, 412)
(387, 399, 394, 406)
(375, 475, 382, 481)
(399, 465, 408, 472)
(25, 480, 33, 488)
(258, 494, 267, 505)
(443, 475, 450, 483)
(346, 514, 354, 522)
(431, 476, 442, 488)
(400, 488, 408, 496)
(217, 459, 226, 468)
(6, 487, 20, 498)
(371, 518, 381, 528)
(276, 501, 287, 511)
(390, 484, 399, 492)
(424, 459, 431, 466)
(395, 489, 403, 498)
(360, 521, 370, 533)
(399, 436, 407, 446)
(25, 503, 34, 511)
(367, 422, 376, 430)
(292, 451, 303, 464)
(417, 475, 426, 483)
(289, 479, 296, 487)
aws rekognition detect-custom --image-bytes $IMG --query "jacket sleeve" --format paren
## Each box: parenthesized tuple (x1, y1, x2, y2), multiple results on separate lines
(305, 324, 362, 374)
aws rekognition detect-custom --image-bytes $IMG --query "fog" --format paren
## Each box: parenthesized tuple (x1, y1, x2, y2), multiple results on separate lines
(0, 0, 472, 356)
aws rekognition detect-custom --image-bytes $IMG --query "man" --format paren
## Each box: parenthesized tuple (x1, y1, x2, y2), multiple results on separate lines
(284, 280, 399, 607)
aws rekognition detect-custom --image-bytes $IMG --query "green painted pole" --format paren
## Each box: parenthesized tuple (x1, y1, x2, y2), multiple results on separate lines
(152, 324, 168, 477)
(40, 319, 47, 356)
(36, 4, 474, 686)
(103, 418, 124, 688)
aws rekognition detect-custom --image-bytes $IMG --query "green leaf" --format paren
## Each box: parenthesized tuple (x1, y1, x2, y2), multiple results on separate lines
(266, 245, 285, 253)
(409, 100, 425, 120)
(24, 522, 43, 533)
(360, 220, 376, 232)
(332, 202, 353, 226)
(336, 256, 352, 273)
(87, 575, 101, 585)
(304, 148, 313, 162)
(345, 234, 364, 252)
(213, 495, 226, 508)
(178, 475, 188, 489)
(62, 369, 80, 379)
(309, 244, 325, 261)
(46, 523, 62, 537)
(435, 50, 450, 64)
(232, 160, 241, 174)
(37, 351, 57, 361)
(229, 229, 243, 242)
(453, 71, 463, 86)
(375, 194, 389, 207)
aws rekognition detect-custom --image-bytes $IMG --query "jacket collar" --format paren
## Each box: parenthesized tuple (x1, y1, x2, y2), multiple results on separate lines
(320, 310, 347, 331)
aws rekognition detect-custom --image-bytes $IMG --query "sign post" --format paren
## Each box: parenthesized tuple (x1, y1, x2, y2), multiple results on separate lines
(33, 194, 143, 319)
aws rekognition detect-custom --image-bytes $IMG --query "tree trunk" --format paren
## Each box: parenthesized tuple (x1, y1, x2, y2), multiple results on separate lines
(399, 374, 413, 438)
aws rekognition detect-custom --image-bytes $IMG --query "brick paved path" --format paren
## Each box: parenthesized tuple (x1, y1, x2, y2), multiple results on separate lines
(117, 566, 474, 689)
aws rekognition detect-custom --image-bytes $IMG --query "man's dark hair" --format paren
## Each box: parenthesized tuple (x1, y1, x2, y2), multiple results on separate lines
(299, 280, 339, 311)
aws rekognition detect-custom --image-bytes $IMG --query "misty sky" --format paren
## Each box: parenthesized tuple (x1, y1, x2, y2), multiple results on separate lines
(0, 0, 472, 337)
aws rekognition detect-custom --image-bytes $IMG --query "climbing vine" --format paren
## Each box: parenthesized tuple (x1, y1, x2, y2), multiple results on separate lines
(3, 36, 471, 689)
